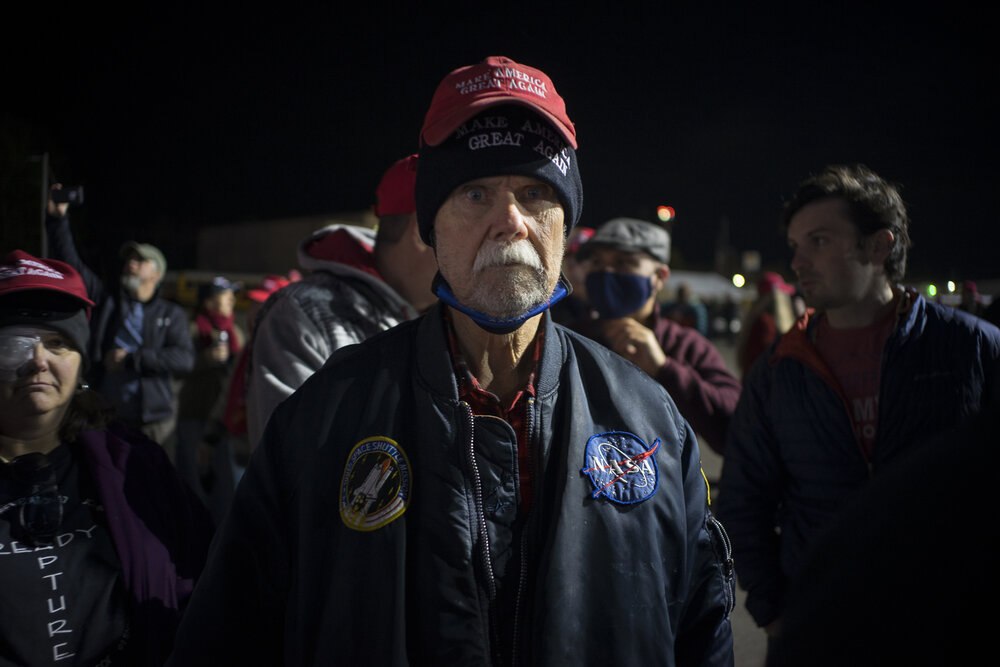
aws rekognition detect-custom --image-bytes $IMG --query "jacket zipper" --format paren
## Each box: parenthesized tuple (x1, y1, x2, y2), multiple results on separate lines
(461, 402, 499, 662)
(707, 514, 736, 615)
(779, 325, 876, 476)
(509, 396, 536, 667)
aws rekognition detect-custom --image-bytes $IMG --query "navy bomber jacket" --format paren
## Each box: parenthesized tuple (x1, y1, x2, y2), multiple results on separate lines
(719, 288, 1000, 628)
(169, 304, 735, 666)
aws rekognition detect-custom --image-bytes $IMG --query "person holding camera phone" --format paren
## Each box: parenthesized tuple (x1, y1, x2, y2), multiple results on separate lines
(44, 185, 195, 454)
(175, 276, 244, 524)
(569, 217, 742, 455)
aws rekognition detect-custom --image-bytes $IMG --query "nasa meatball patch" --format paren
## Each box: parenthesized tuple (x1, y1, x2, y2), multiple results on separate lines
(582, 431, 660, 504)
(340, 436, 411, 531)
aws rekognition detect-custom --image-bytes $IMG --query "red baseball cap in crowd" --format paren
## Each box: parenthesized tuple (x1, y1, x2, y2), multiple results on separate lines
(247, 274, 291, 303)
(419, 56, 577, 149)
(567, 227, 595, 256)
(757, 271, 796, 297)
(0, 250, 94, 311)
(0, 250, 95, 364)
(374, 155, 418, 217)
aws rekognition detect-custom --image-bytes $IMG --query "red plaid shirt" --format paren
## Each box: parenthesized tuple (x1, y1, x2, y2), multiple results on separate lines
(445, 311, 543, 513)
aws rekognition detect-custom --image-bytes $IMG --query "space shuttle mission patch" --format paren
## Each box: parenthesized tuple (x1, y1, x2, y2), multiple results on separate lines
(340, 436, 411, 531)
(582, 431, 660, 504)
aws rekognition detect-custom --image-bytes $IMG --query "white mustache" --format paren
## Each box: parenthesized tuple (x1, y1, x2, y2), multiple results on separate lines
(473, 240, 544, 274)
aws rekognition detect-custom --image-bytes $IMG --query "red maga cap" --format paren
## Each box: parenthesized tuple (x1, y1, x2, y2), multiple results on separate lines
(0, 250, 95, 309)
(420, 56, 577, 149)
(757, 271, 796, 297)
(374, 154, 418, 217)
(567, 226, 595, 255)
(247, 274, 291, 303)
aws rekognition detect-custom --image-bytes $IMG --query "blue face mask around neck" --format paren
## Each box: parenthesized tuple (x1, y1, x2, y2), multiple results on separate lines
(584, 271, 654, 320)
(433, 275, 569, 335)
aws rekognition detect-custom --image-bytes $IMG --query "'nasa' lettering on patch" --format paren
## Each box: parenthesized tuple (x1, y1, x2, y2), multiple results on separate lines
(340, 436, 411, 531)
(581, 431, 660, 504)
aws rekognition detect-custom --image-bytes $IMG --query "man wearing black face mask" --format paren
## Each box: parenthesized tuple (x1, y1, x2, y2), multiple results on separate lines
(573, 217, 741, 455)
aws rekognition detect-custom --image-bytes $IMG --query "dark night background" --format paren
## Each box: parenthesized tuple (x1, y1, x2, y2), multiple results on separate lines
(3, 4, 995, 286)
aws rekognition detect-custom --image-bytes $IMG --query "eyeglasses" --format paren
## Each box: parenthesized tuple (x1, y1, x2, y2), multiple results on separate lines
(7, 452, 63, 547)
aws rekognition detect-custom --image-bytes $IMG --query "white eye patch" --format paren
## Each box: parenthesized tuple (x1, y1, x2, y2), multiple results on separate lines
(0, 327, 58, 380)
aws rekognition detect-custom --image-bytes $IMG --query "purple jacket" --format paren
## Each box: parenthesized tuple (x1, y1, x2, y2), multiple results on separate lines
(572, 305, 742, 454)
(78, 424, 214, 665)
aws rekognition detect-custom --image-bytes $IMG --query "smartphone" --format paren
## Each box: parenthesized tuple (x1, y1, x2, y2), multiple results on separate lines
(52, 186, 85, 205)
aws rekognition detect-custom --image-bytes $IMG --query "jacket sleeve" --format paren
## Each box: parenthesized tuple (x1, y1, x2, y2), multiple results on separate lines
(654, 334, 742, 455)
(675, 421, 736, 666)
(134, 302, 196, 375)
(245, 293, 336, 448)
(45, 213, 108, 304)
(978, 321, 1000, 412)
(716, 354, 785, 628)
(166, 415, 291, 665)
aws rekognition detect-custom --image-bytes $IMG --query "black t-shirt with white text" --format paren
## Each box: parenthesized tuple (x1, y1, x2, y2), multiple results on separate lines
(0, 443, 130, 666)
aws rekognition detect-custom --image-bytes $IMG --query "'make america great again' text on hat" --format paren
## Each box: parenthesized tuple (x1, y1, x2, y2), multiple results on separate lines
(419, 56, 577, 149)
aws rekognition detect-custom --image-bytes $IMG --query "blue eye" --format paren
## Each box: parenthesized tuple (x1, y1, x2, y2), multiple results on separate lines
(524, 184, 553, 201)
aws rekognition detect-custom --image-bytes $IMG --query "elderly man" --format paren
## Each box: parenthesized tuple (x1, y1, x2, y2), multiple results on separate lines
(169, 56, 734, 666)
(45, 187, 194, 447)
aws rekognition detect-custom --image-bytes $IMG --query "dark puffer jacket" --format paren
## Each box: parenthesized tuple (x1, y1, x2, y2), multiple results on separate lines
(45, 215, 195, 424)
(718, 289, 1000, 628)
(245, 224, 420, 446)
(169, 306, 736, 666)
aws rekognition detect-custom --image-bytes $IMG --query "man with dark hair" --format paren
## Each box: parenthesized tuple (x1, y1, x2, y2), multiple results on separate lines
(170, 56, 734, 665)
(777, 163, 912, 282)
(244, 154, 439, 446)
(718, 164, 1000, 650)
(44, 188, 195, 447)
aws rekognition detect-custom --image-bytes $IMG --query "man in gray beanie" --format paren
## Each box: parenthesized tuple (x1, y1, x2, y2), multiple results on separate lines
(170, 56, 734, 666)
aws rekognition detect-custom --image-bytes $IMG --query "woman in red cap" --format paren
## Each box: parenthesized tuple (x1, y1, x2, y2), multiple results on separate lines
(0, 250, 213, 665)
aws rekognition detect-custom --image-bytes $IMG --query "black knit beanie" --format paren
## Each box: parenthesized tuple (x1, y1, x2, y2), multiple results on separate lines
(416, 105, 583, 246)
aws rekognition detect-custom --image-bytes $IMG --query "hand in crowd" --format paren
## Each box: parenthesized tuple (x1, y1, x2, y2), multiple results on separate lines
(599, 317, 668, 377)
(47, 184, 70, 218)
(207, 343, 230, 364)
(104, 347, 128, 372)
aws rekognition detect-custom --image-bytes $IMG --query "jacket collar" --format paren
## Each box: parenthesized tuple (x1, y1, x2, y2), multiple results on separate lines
(771, 286, 919, 371)
(415, 303, 563, 401)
